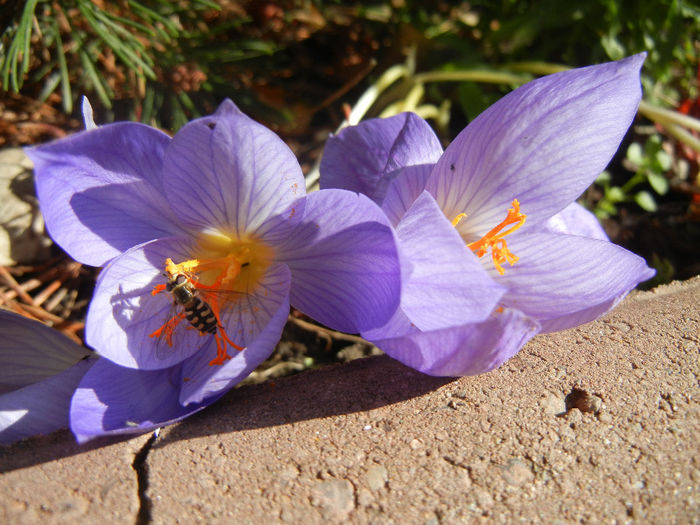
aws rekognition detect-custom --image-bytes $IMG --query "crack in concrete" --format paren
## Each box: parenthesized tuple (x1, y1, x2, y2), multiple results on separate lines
(132, 432, 158, 525)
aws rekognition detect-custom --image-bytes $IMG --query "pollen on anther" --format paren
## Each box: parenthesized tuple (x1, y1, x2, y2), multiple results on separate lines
(466, 199, 526, 275)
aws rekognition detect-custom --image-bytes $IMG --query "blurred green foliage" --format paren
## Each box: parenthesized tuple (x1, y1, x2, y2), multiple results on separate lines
(1, 1, 698, 223)
(594, 135, 673, 218)
(2, 1, 697, 125)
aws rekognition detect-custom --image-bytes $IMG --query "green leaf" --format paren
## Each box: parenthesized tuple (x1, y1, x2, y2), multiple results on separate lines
(607, 186, 626, 202)
(51, 17, 72, 113)
(600, 33, 625, 60)
(595, 170, 612, 185)
(626, 142, 644, 165)
(596, 199, 617, 216)
(655, 150, 672, 171)
(634, 191, 657, 212)
(1, 0, 40, 91)
(647, 172, 669, 195)
(79, 48, 113, 109)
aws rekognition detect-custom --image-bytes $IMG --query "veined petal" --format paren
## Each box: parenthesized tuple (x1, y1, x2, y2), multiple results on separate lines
(396, 191, 505, 330)
(26, 122, 181, 266)
(86, 237, 208, 370)
(0, 357, 95, 444)
(379, 164, 434, 226)
(216, 262, 291, 346)
(498, 232, 654, 327)
(538, 202, 609, 240)
(0, 311, 90, 394)
(320, 112, 443, 202)
(275, 189, 402, 333)
(162, 99, 305, 237)
(70, 358, 214, 443)
(427, 54, 645, 233)
(372, 309, 539, 376)
(179, 271, 290, 405)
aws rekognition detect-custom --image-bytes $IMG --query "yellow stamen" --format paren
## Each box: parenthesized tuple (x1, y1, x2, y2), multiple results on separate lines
(451, 213, 467, 227)
(466, 199, 526, 275)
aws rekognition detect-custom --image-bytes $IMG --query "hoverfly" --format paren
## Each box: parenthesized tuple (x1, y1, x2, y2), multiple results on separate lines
(149, 258, 245, 366)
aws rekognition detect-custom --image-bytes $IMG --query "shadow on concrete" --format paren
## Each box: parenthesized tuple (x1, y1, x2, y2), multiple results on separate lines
(0, 430, 131, 473)
(0, 355, 453, 471)
(159, 355, 454, 444)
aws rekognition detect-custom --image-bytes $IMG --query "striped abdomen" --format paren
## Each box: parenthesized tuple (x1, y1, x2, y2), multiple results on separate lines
(167, 274, 218, 335)
(184, 296, 217, 334)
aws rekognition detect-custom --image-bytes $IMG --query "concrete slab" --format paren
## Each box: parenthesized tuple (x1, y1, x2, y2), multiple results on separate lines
(1, 277, 698, 524)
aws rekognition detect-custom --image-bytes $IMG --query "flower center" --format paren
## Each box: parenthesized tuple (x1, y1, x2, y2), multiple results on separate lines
(453, 199, 526, 275)
(150, 232, 275, 366)
(194, 231, 276, 293)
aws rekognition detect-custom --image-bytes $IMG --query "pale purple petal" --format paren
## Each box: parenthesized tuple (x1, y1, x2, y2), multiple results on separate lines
(379, 164, 434, 226)
(427, 54, 645, 233)
(498, 232, 654, 328)
(1, 357, 95, 444)
(372, 309, 540, 376)
(82, 96, 97, 130)
(537, 295, 625, 333)
(86, 237, 208, 370)
(0, 311, 90, 393)
(162, 99, 305, 237)
(538, 202, 609, 240)
(395, 191, 505, 330)
(362, 302, 415, 341)
(26, 123, 181, 266)
(179, 268, 290, 404)
(70, 358, 214, 443)
(87, 236, 293, 372)
(275, 189, 401, 333)
(320, 112, 443, 203)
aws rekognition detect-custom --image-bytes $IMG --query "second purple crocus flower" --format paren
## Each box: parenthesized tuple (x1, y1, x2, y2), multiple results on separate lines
(321, 54, 655, 376)
(27, 100, 403, 441)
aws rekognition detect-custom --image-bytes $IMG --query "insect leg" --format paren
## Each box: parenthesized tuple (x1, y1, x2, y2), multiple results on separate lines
(149, 311, 186, 346)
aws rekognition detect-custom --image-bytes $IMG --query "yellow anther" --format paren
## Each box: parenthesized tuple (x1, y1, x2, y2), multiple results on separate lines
(451, 213, 467, 227)
(466, 199, 526, 275)
(165, 257, 200, 276)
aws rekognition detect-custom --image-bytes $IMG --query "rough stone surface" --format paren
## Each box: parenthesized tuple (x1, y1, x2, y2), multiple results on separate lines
(0, 148, 50, 265)
(0, 432, 150, 524)
(1, 277, 698, 524)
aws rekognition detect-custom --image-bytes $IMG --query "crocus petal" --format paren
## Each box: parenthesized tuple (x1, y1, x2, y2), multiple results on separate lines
(82, 96, 97, 130)
(274, 189, 401, 333)
(70, 358, 213, 443)
(538, 202, 609, 240)
(372, 309, 540, 377)
(27, 123, 181, 266)
(0, 311, 90, 394)
(395, 191, 505, 330)
(427, 54, 645, 233)
(1, 357, 95, 444)
(320, 112, 443, 203)
(162, 99, 305, 237)
(498, 232, 654, 328)
(86, 237, 210, 370)
(379, 164, 434, 226)
(179, 269, 290, 405)
(537, 295, 625, 334)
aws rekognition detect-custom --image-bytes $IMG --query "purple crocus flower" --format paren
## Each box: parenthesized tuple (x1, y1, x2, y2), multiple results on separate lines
(0, 311, 95, 444)
(321, 54, 655, 376)
(26, 100, 402, 441)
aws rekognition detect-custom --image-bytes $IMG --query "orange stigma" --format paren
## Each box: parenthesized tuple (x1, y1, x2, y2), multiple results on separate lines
(467, 199, 526, 275)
